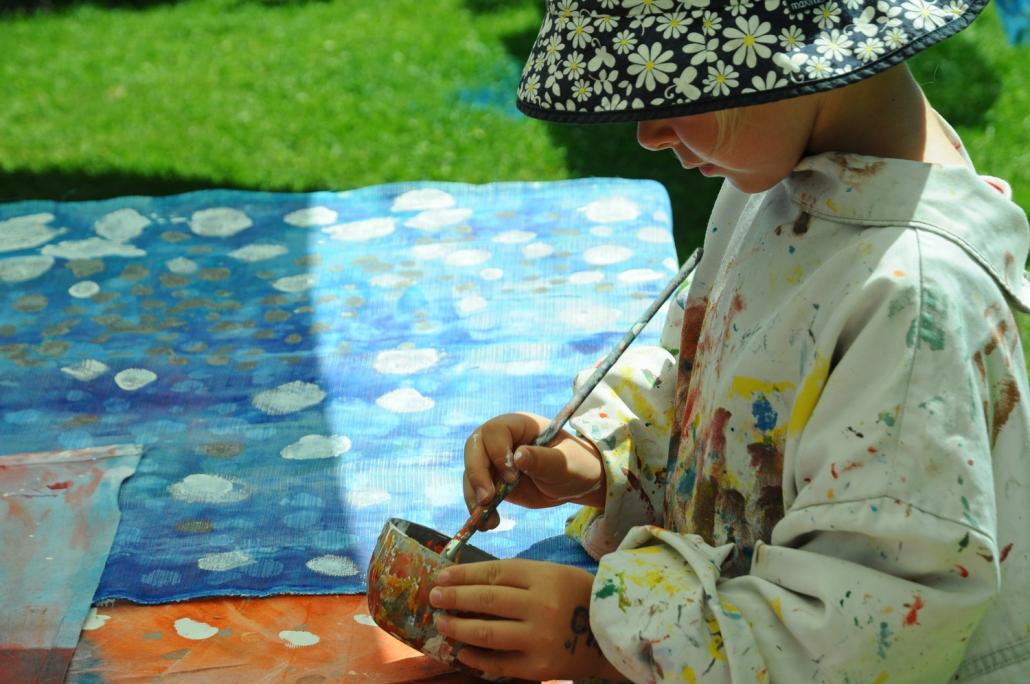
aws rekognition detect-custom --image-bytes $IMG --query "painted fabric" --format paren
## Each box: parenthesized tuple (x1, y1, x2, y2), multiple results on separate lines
(996, 0, 1030, 44)
(69, 593, 576, 684)
(68, 595, 457, 683)
(0, 179, 673, 603)
(516, 0, 987, 123)
(0, 444, 141, 684)
(565, 148, 1030, 681)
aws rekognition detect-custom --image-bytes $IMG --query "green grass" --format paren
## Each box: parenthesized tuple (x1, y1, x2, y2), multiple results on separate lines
(1, 0, 1026, 254)
(2, 0, 1029, 358)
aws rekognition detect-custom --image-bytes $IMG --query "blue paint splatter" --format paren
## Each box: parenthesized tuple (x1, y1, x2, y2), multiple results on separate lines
(788, 245, 796, 254)
(752, 394, 778, 431)
(677, 468, 697, 496)
(878, 621, 892, 658)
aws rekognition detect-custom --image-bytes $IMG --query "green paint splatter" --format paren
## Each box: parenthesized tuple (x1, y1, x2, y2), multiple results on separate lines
(594, 572, 630, 611)
(918, 395, 945, 416)
(959, 532, 970, 550)
(905, 289, 947, 351)
(594, 579, 618, 599)
(877, 411, 896, 427)
(888, 289, 915, 318)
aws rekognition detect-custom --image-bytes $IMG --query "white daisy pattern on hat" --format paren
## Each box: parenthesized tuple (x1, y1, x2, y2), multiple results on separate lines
(516, 0, 987, 122)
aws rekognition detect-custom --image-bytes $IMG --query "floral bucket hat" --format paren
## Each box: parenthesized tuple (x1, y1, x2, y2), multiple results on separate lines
(516, 0, 987, 123)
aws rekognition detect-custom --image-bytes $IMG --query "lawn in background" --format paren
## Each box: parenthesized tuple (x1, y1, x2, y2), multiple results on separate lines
(1, 0, 1028, 340)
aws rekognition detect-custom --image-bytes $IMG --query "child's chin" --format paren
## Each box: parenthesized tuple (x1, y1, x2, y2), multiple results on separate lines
(727, 174, 781, 195)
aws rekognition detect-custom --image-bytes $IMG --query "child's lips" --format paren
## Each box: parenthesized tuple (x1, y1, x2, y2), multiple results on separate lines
(698, 164, 717, 176)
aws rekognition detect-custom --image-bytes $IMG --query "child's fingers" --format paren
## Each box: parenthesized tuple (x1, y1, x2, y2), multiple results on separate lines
(463, 430, 497, 507)
(435, 615, 529, 653)
(480, 423, 519, 485)
(437, 559, 535, 589)
(429, 584, 527, 620)
(461, 473, 499, 530)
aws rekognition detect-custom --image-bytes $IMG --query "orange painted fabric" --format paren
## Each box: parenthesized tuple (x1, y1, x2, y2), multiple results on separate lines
(69, 594, 481, 683)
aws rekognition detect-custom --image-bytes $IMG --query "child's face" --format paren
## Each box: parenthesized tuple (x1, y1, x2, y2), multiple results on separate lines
(637, 96, 818, 194)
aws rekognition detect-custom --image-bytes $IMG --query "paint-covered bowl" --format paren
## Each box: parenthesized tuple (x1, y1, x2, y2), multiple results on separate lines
(366, 517, 505, 681)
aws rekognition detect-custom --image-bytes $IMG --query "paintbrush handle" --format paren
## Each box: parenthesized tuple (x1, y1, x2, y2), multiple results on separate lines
(440, 247, 703, 561)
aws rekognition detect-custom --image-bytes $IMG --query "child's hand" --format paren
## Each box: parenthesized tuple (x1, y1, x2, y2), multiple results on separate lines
(463, 412, 605, 530)
(429, 559, 625, 682)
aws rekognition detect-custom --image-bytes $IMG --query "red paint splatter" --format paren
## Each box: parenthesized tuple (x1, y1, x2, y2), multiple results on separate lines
(47, 481, 73, 490)
(955, 565, 969, 578)
(867, 446, 878, 454)
(999, 543, 1013, 563)
(977, 551, 994, 562)
(830, 463, 839, 479)
(599, 412, 608, 419)
(903, 596, 925, 627)
(424, 539, 446, 554)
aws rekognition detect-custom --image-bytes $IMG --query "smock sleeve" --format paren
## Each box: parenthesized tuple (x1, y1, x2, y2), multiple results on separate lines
(564, 284, 687, 560)
(588, 235, 1013, 683)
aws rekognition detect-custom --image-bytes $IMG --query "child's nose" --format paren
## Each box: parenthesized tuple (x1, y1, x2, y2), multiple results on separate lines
(637, 119, 677, 151)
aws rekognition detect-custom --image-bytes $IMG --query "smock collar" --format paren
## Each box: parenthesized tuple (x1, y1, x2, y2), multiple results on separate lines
(786, 151, 1030, 312)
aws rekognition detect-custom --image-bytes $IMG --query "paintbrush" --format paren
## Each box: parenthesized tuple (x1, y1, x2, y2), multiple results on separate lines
(439, 247, 703, 561)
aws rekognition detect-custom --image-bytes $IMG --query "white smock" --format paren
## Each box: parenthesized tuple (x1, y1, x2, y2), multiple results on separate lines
(567, 143, 1030, 683)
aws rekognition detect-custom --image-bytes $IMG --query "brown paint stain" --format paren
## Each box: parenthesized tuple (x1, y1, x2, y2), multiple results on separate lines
(66, 259, 105, 278)
(175, 519, 214, 534)
(831, 153, 887, 184)
(792, 211, 811, 236)
(200, 442, 245, 459)
(670, 297, 710, 455)
(984, 319, 1008, 356)
(992, 378, 1021, 446)
(119, 264, 150, 281)
(973, 350, 986, 381)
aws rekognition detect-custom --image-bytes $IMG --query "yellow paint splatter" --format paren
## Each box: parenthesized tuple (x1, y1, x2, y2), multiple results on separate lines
(730, 376, 796, 399)
(770, 597, 784, 622)
(564, 507, 599, 539)
(872, 672, 889, 684)
(681, 665, 698, 684)
(826, 198, 839, 213)
(705, 612, 726, 662)
(720, 598, 743, 619)
(827, 488, 835, 500)
(785, 264, 805, 285)
(632, 546, 665, 556)
(787, 354, 830, 436)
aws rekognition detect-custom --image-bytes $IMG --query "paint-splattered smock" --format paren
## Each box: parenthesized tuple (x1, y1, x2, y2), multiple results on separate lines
(567, 149, 1030, 683)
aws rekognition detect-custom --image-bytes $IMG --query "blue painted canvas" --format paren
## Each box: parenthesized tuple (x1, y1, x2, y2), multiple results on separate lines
(0, 179, 678, 603)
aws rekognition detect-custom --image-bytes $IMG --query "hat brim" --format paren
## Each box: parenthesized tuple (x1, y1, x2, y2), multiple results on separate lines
(516, 0, 988, 124)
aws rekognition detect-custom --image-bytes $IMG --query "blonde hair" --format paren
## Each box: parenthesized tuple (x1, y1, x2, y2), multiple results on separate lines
(714, 107, 745, 153)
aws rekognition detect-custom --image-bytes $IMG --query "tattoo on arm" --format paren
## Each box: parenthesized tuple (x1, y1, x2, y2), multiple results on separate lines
(564, 605, 601, 655)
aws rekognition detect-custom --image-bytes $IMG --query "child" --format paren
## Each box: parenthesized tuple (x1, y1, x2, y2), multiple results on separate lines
(428, 1, 1030, 681)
